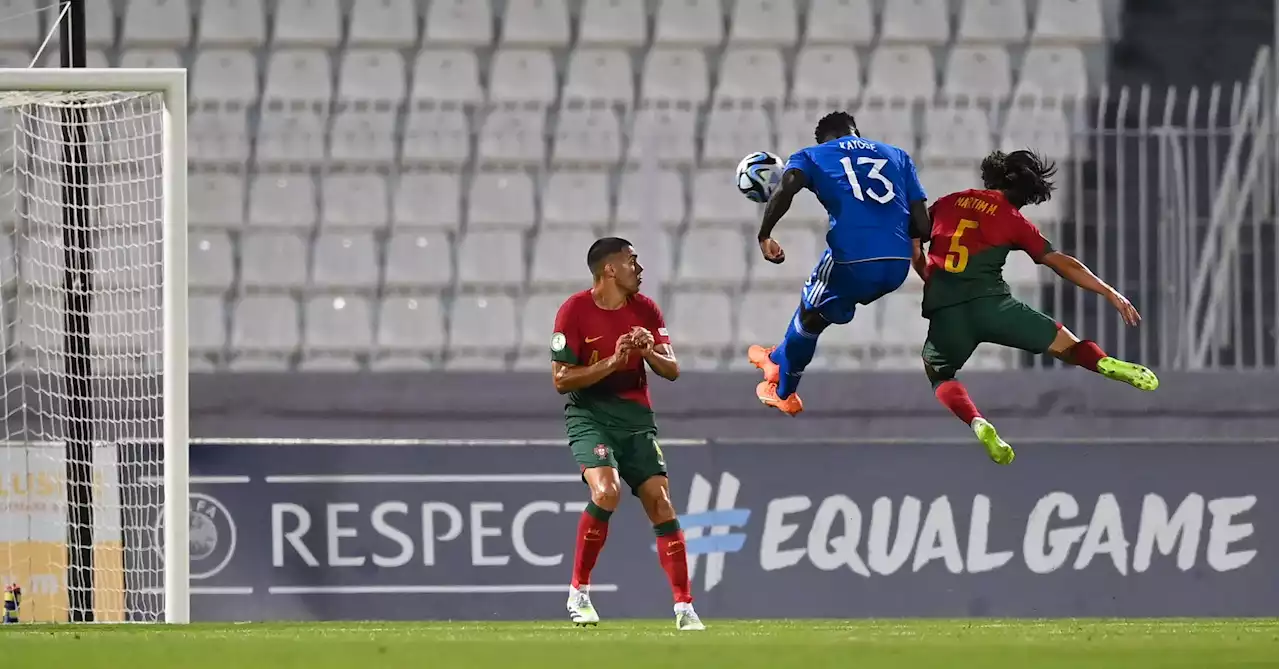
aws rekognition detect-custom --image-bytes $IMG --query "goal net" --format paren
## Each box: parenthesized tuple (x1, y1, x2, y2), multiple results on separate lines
(0, 71, 188, 624)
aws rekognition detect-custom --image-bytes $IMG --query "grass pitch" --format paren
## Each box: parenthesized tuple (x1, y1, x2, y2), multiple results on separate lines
(2, 619, 1274, 668)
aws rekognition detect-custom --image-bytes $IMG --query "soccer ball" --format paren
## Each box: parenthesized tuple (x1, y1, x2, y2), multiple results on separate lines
(736, 151, 784, 203)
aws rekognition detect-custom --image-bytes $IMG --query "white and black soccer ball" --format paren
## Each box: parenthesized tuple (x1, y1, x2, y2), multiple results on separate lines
(736, 151, 784, 203)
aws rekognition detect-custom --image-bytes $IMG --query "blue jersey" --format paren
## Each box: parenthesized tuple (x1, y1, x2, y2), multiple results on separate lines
(786, 136, 926, 263)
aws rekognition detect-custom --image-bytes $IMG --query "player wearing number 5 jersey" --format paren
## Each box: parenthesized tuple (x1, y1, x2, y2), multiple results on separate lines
(917, 150, 1159, 464)
(749, 111, 932, 414)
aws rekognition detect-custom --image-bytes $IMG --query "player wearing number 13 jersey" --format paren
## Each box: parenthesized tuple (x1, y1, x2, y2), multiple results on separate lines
(917, 150, 1159, 465)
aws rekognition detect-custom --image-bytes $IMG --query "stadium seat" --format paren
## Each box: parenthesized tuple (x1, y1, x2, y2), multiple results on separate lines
(274, 0, 341, 47)
(956, 0, 1028, 44)
(748, 226, 821, 288)
(819, 297, 884, 350)
(804, 0, 874, 46)
(467, 171, 537, 230)
(457, 231, 525, 290)
(123, 0, 190, 47)
(729, 0, 798, 46)
(612, 227, 673, 280)
(625, 107, 698, 167)
(239, 232, 309, 290)
(383, 231, 454, 291)
(670, 290, 733, 351)
(715, 48, 786, 104)
(551, 108, 623, 167)
(1014, 47, 1089, 102)
(304, 295, 374, 352)
(690, 168, 759, 227)
(879, 292, 929, 347)
(502, 0, 570, 47)
(190, 109, 251, 166)
(36, 48, 107, 68)
(701, 106, 773, 166)
(615, 169, 686, 228)
(476, 107, 547, 166)
(864, 46, 937, 102)
(329, 110, 398, 165)
(786, 188, 831, 228)
(192, 49, 258, 103)
(190, 173, 246, 228)
(1003, 249, 1044, 288)
(489, 49, 557, 106)
(311, 233, 380, 291)
(448, 294, 519, 356)
(675, 228, 747, 286)
(542, 171, 611, 230)
(348, 0, 418, 47)
(198, 0, 266, 46)
(0, 0, 38, 47)
(921, 106, 995, 164)
(1001, 105, 1072, 159)
(393, 172, 461, 231)
(791, 47, 862, 107)
(231, 295, 300, 354)
(119, 49, 182, 69)
(918, 165, 976, 199)
(880, 0, 950, 45)
(403, 108, 471, 167)
(425, 0, 493, 47)
(263, 49, 333, 103)
(377, 295, 446, 354)
(190, 295, 228, 357)
(256, 109, 327, 165)
(80, 0, 115, 47)
(942, 46, 1013, 102)
(531, 229, 597, 288)
(654, 0, 723, 47)
(322, 173, 389, 230)
(248, 173, 317, 229)
(734, 289, 794, 347)
(578, 0, 647, 47)
(854, 104, 919, 154)
(190, 232, 235, 292)
(338, 49, 407, 103)
(641, 49, 709, 105)
(1031, 0, 1105, 44)
(410, 50, 483, 107)
(775, 107, 819, 154)
(563, 49, 634, 108)
(519, 293, 563, 353)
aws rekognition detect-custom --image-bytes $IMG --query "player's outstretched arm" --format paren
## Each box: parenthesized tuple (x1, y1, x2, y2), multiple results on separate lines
(552, 335, 635, 394)
(1040, 251, 1142, 326)
(756, 168, 808, 264)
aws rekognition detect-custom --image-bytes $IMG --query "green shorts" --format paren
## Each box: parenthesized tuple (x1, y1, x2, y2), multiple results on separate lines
(922, 295, 1059, 377)
(566, 417, 667, 495)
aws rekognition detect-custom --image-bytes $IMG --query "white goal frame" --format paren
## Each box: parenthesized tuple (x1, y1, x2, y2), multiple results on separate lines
(0, 68, 189, 624)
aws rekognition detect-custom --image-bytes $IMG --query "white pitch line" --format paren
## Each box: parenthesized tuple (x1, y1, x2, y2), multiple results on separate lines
(139, 475, 251, 485)
(264, 474, 582, 484)
(267, 584, 617, 595)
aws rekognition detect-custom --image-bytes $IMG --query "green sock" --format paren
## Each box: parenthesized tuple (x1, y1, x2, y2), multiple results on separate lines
(585, 501, 613, 522)
(653, 519, 681, 537)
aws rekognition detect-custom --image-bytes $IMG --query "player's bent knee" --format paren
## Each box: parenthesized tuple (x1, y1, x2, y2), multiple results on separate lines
(798, 307, 831, 334)
(924, 362, 955, 388)
(584, 467, 623, 510)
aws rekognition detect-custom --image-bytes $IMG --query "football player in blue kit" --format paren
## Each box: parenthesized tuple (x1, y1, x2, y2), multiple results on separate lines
(748, 111, 932, 414)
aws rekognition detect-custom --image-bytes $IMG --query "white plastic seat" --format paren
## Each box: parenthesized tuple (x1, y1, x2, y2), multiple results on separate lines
(1001, 106, 1072, 158)
(625, 107, 697, 167)
(192, 49, 258, 103)
(248, 173, 318, 229)
(467, 171, 536, 230)
(791, 47, 862, 106)
(384, 231, 454, 290)
(881, 0, 950, 45)
(502, 0, 570, 46)
(425, 0, 493, 46)
(0, 0, 38, 46)
(199, 0, 266, 45)
(329, 110, 397, 165)
(879, 292, 929, 347)
(263, 50, 333, 103)
(322, 173, 389, 230)
(551, 108, 622, 166)
(578, 0, 646, 47)
(942, 46, 1013, 102)
(256, 109, 327, 165)
(410, 50, 483, 106)
(921, 106, 994, 163)
(735, 289, 796, 346)
(377, 296, 446, 354)
(854, 104, 919, 154)
(349, 0, 417, 47)
(729, 0, 797, 45)
(448, 295, 518, 360)
(519, 293, 564, 352)
(1014, 47, 1089, 102)
(563, 49, 634, 108)
(957, 0, 1028, 44)
(690, 168, 758, 226)
(190, 232, 235, 292)
(489, 49, 557, 106)
(804, 0, 874, 46)
(542, 171, 610, 229)
(918, 166, 976, 200)
(403, 108, 471, 166)
(393, 172, 461, 230)
(231, 295, 300, 353)
(1031, 0, 1104, 44)
(675, 229, 747, 286)
(37, 48, 107, 68)
(476, 108, 547, 166)
(820, 297, 885, 349)
(641, 49, 708, 105)
(457, 231, 525, 289)
(748, 225, 820, 288)
(669, 291, 732, 350)
(190, 173, 246, 227)
(531, 229, 596, 288)
(274, 0, 341, 47)
(239, 233, 309, 289)
(776, 108, 818, 154)
(714, 48, 785, 104)
(80, 1, 115, 47)
(865, 46, 937, 102)
(190, 295, 227, 355)
(616, 169, 685, 228)
(304, 295, 374, 351)
(119, 49, 182, 69)
(338, 49, 406, 103)
(654, 0, 723, 47)
(611, 228, 673, 280)
(124, 0, 190, 47)
(1003, 249, 1044, 288)
(701, 106, 773, 166)
(311, 233, 379, 291)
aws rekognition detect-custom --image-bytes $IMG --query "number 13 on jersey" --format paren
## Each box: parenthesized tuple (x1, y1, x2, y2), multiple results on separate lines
(839, 156, 895, 204)
(944, 219, 979, 273)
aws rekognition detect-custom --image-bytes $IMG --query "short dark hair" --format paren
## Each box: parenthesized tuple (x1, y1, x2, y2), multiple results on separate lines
(814, 111, 859, 143)
(980, 149, 1058, 207)
(587, 236, 632, 276)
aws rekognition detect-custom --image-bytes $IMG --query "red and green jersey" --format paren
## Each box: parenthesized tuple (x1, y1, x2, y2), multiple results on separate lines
(922, 189, 1055, 315)
(550, 290, 670, 432)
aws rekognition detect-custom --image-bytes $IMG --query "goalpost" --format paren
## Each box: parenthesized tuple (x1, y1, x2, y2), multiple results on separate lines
(0, 66, 188, 624)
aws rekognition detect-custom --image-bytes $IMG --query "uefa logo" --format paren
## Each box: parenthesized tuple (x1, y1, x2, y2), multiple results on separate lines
(151, 492, 238, 579)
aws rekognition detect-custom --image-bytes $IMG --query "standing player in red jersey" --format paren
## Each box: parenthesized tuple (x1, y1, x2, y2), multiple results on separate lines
(915, 150, 1159, 464)
(549, 237, 704, 631)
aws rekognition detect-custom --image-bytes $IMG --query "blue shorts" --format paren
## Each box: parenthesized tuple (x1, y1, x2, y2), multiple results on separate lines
(801, 251, 911, 325)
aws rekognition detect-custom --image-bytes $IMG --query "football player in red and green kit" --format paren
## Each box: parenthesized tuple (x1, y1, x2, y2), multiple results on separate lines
(550, 237, 704, 631)
(915, 150, 1159, 464)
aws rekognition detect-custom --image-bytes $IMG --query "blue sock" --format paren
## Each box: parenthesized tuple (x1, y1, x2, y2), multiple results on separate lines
(768, 309, 820, 400)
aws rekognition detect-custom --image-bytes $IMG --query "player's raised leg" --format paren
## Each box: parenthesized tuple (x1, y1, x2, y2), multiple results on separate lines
(922, 302, 1014, 465)
(566, 439, 623, 626)
(635, 473, 704, 631)
(1047, 327, 1160, 390)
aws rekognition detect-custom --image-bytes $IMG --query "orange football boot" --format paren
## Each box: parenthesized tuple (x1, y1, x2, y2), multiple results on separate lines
(755, 381, 804, 416)
(747, 344, 781, 384)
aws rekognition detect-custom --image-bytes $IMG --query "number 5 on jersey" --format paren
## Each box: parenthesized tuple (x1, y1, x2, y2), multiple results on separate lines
(944, 219, 979, 273)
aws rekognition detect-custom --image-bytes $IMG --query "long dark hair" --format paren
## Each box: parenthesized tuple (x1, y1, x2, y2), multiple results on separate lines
(979, 149, 1057, 208)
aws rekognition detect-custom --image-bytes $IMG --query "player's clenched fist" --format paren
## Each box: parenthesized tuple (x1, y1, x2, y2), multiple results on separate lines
(630, 326, 655, 352)
(758, 237, 785, 264)
(611, 332, 636, 366)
